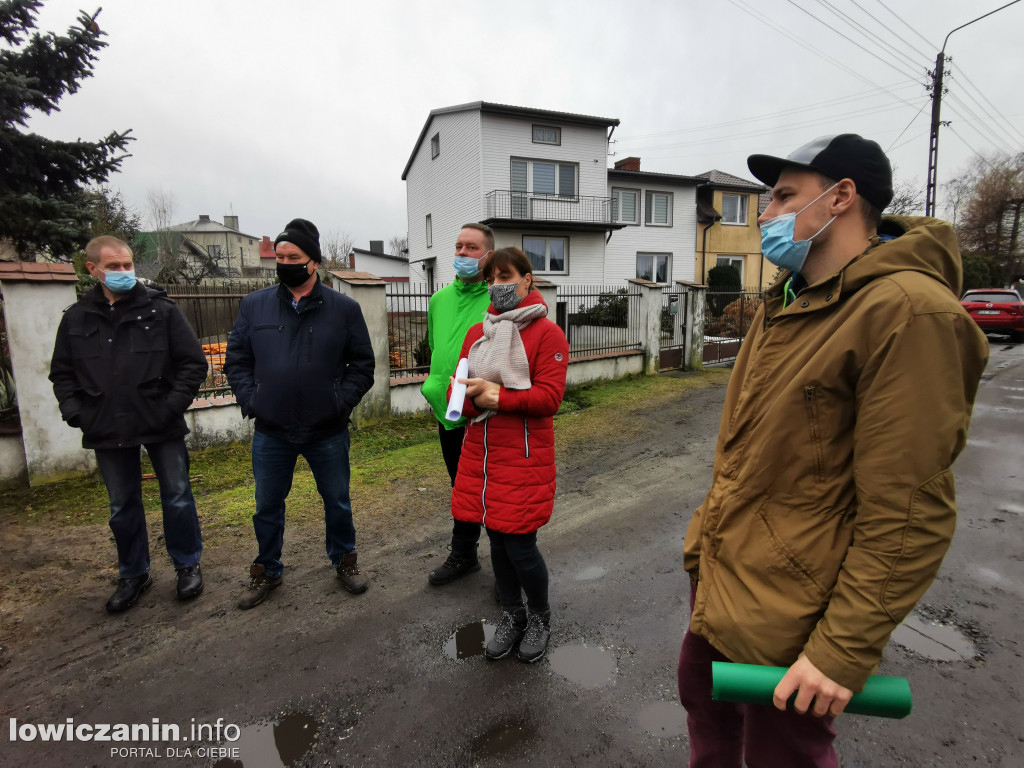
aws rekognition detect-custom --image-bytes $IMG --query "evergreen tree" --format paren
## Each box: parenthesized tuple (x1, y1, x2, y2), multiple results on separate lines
(0, 0, 132, 260)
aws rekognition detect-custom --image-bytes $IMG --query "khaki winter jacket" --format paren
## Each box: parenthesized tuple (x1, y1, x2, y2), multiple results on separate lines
(683, 216, 989, 691)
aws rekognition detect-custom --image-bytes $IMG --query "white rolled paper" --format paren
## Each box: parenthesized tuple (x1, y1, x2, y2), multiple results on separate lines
(445, 357, 470, 421)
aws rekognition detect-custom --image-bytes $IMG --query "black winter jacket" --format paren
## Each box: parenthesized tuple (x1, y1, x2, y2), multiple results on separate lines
(49, 283, 208, 450)
(224, 278, 374, 444)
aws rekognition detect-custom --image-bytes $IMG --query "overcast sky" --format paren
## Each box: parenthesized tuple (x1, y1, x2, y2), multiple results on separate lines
(22, 0, 1024, 249)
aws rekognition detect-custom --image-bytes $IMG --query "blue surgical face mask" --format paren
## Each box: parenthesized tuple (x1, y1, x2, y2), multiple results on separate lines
(453, 256, 480, 279)
(760, 184, 838, 273)
(104, 270, 137, 293)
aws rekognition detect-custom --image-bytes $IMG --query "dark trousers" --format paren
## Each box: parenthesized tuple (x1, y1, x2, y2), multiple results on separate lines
(94, 438, 202, 579)
(677, 584, 838, 768)
(251, 429, 355, 579)
(438, 422, 481, 558)
(485, 527, 549, 615)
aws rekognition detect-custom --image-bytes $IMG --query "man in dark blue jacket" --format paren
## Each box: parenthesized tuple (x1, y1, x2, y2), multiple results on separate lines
(50, 236, 208, 612)
(226, 218, 375, 609)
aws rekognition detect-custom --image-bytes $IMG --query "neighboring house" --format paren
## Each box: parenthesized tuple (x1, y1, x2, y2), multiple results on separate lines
(606, 157, 703, 285)
(156, 215, 263, 278)
(402, 101, 627, 287)
(349, 241, 409, 282)
(694, 170, 771, 289)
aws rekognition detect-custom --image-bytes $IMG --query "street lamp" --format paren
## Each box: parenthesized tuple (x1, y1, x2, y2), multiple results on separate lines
(924, 0, 1022, 216)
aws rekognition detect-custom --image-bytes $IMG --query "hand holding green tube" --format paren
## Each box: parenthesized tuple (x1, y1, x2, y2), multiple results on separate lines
(711, 662, 913, 719)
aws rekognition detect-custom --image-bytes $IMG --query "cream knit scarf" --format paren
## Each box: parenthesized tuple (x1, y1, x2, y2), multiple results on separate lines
(467, 301, 548, 422)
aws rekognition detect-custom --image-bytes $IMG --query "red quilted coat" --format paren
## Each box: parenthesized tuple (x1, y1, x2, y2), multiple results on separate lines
(450, 291, 569, 534)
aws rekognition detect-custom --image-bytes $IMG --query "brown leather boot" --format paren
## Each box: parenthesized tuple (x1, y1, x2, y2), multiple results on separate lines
(336, 551, 368, 594)
(237, 563, 282, 610)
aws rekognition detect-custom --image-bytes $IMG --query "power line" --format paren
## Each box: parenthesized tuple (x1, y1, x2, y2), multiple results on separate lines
(727, 0, 921, 110)
(783, 0, 923, 81)
(615, 81, 920, 142)
(947, 125, 997, 167)
(848, 0, 935, 62)
(948, 62, 1024, 145)
(811, 0, 932, 79)
(947, 79, 1023, 150)
(889, 128, 932, 154)
(870, 0, 938, 52)
(887, 99, 930, 151)
(945, 97, 1016, 154)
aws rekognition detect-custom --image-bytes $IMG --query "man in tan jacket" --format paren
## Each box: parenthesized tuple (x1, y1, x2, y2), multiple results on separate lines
(678, 135, 989, 767)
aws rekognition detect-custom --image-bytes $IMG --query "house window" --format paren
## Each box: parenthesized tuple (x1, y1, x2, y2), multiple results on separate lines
(637, 252, 671, 283)
(523, 236, 567, 273)
(532, 124, 561, 145)
(645, 191, 673, 226)
(716, 255, 745, 281)
(612, 188, 639, 225)
(721, 193, 748, 225)
(208, 244, 222, 260)
(511, 158, 577, 197)
(430, 133, 440, 159)
(425, 214, 432, 248)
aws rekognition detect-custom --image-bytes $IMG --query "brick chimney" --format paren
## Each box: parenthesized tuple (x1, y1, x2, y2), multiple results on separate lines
(370, 240, 384, 254)
(614, 157, 641, 171)
(224, 215, 239, 231)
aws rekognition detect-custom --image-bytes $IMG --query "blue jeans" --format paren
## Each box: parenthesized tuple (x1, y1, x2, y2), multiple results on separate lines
(94, 438, 203, 579)
(251, 429, 356, 578)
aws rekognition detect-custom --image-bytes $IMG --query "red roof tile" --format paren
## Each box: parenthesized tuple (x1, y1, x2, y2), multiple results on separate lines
(0, 262, 79, 282)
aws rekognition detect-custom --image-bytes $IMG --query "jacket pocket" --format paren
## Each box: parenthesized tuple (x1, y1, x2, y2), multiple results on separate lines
(755, 504, 827, 596)
(804, 386, 825, 483)
(130, 317, 167, 353)
(68, 325, 100, 359)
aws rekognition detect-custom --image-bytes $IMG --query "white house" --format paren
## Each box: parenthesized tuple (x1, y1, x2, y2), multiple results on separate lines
(402, 102, 704, 290)
(606, 157, 702, 285)
(349, 241, 409, 282)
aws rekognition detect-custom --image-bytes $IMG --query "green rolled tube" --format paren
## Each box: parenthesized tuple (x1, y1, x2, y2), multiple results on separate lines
(711, 662, 913, 719)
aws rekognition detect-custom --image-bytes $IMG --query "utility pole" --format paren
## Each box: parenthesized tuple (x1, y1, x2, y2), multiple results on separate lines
(924, 0, 1021, 217)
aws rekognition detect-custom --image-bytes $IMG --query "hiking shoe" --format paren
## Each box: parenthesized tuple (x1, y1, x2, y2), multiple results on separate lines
(175, 565, 203, 600)
(517, 610, 551, 663)
(428, 552, 481, 586)
(105, 573, 153, 613)
(336, 551, 368, 594)
(237, 563, 282, 610)
(485, 608, 527, 660)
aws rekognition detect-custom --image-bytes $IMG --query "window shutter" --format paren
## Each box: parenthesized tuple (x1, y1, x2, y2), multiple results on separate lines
(645, 192, 652, 223)
(511, 159, 528, 192)
(558, 164, 575, 197)
(654, 194, 668, 223)
(621, 191, 636, 222)
(533, 163, 555, 195)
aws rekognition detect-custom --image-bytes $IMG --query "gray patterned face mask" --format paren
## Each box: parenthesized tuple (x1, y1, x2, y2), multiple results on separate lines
(489, 280, 523, 312)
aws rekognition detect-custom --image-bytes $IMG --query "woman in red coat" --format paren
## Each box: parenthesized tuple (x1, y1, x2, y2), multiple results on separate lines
(450, 246, 569, 663)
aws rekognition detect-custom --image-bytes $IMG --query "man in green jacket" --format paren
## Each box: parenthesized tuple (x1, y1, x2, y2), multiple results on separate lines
(423, 223, 493, 585)
(678, 135, 989, 767)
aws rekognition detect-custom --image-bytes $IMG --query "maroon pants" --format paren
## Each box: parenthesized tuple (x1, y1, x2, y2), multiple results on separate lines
(677, 586, 838, 768)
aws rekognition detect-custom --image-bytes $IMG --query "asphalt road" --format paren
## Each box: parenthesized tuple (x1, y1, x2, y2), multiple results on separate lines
(2, 339, 1022, 767)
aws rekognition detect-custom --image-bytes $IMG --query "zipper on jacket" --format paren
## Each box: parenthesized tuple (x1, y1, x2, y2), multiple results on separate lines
(481, 420, 489, 525)
(523, 419, 530, 458)
(804, 386, 826, 483)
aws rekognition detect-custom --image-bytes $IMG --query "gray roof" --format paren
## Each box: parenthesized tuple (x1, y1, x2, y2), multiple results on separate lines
(166, 216, 260, 240)
(351, 247, 408, 263)
(694, 170, 767, 192)
(402, 101, 620, 180)
(608, 168, 706, 186)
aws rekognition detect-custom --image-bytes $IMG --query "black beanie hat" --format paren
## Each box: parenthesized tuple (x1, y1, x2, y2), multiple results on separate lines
(274, 218, 322, 262)
(747, 134, 894, 211)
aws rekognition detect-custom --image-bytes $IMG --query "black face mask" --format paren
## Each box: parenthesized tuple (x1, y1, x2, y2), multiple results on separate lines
(277, 259, 313, 288)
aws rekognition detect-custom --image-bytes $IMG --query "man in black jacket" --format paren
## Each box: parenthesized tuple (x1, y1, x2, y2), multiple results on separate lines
(50, 236, 208, 612)
(225, 218, 375, 609)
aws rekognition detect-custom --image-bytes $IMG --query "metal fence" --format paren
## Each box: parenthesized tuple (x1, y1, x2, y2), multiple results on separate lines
(659, 287, 690, 371)
(703, 287, 764, 365)
(555, 284, 643, 359)
(386, 281, 443, 379)
(159, 279, 277, 398)
(484, 190, 614, 224)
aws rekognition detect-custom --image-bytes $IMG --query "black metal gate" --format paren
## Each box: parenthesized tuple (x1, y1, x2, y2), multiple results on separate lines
(659, 290, 689, 371)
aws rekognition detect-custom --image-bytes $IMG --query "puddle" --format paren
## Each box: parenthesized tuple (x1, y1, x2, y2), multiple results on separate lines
(575, 565, 607, 581)
(890, 613, 976, 662)
(471, 718, 536, 759)
(212, 712, 317, 768)
(444, 621, 496, 660)
(547, 642, 617, 688)
(637, 701, 686, 738)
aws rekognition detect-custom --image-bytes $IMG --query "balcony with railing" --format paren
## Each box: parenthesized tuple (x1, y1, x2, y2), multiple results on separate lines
(483, 190, 624, 232)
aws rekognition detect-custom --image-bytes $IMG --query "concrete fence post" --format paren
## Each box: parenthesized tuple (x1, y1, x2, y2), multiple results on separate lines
(329, 271, 390, 428)
(532, 277, 557, 323)
(0, 263, 95, 487)
(629, 278, 664, 376)
(676, 280, 707, 370)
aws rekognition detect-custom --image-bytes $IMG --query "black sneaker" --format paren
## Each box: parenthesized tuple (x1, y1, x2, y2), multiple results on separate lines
(428, 552, 481, 586)
(517, 610, 551, 663)
(105, 573, 153, 613)
(175, 565, 203, 600)
(485, 608, 527, 660)
(237, 563, 282, 610)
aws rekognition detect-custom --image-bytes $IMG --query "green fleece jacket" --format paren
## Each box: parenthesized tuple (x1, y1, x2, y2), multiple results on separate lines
(421, 278, 491, 428)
